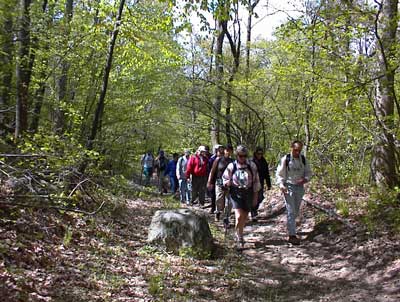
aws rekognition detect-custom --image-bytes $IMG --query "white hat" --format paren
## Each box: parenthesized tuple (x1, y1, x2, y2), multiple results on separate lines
(198, 145, 207, 152)
(213, 144, 223, 151)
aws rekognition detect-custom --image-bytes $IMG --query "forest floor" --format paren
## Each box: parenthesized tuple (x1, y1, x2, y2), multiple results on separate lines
(0, 185, 399, 302)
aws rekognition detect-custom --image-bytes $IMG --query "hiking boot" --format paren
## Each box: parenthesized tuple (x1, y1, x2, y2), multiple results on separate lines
(215, 212, 221, 221)
(288, 235, 300, 245)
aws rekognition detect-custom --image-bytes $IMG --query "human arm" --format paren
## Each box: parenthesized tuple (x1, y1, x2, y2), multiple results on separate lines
(222, 163, 233, 187)
(207, 157, 219, 190)
(176, 158, 182, 179)
(275, 157, 288, 194)
(296, 157, 312, 185)
(185, 157, 193, 179)
(251, 162, 261, 206)
(265, 160, 272, 190)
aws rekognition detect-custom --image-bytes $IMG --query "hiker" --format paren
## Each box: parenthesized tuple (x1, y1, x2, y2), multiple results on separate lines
(222, 145, 260, 247)
(165, 153, 179, 194)
(276, 140, 312, 245)
(176, 149, 191, 204)
(141, 150, 154, 186)
(207, 144, 224, 214)
(155, 150, 169, 194)
(186, 145, 208, 206)
(250, 146, 272, 221)
(207, 144, 234, 226)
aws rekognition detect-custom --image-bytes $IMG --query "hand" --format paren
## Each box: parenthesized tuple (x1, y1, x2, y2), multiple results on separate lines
(280, 185, 288, 194)
(207, 183, 214, 190)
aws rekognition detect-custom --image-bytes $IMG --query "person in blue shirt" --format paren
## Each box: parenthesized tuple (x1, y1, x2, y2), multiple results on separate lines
(164, 153, 179, 194)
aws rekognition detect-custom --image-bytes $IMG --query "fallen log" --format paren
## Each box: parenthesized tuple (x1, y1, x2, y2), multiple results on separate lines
(302, 198, 356, 229)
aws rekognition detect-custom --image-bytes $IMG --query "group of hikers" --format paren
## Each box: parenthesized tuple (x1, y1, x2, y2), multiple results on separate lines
(141, 140, 312, 247)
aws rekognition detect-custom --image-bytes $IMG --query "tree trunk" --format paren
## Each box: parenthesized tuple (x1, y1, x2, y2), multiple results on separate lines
(0, 2, 14, 136)
(223, 4, 240, 146)
(86, 0, 125, 151)
(29, 0, 49, 133)
(371, 0, 399, 188)
(15, 0, 32, 139)
(211, 20, 225, 147)
(55, 0, 73, 134)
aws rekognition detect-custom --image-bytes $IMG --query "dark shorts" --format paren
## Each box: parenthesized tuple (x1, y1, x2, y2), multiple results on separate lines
(230, 187, 253, 212)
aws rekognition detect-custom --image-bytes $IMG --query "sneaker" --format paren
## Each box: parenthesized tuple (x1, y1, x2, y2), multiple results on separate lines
(235, 234, 245, 248)
(288, 235, 300, 245)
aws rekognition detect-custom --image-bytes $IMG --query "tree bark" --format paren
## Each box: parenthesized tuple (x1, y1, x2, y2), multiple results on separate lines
(223, 4, 241, 146)
(0, 2, 14, 136)
(29, 0, 50, 133)
(86, 0, 126, 151)
(211, 19, 225, 147)
(55, 0, 73, 134)
(15, 0, 32, 139)
(371, 0, 399, 188)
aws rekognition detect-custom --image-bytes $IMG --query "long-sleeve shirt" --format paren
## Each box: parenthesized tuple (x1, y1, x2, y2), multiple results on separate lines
(185, 154, 208, 178)
(164, 160, 178, 178)
(276, 153, 312, 187)
(222, 160, 261, 193)
(176, 156, 189, 179)
(251, 156, 272, 189)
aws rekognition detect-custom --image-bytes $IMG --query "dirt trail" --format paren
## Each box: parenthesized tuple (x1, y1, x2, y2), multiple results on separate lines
(219, 192, 400, 302)
(1, 190, 399, 301)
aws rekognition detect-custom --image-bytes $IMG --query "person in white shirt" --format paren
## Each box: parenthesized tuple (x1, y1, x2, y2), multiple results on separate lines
(176, 150, 191, 204)
(276, 140, 312, 245)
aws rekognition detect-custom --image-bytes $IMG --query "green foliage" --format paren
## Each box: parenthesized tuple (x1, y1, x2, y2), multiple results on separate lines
(63, 226, 73, 247)
(335, 199, 350, 218)
(178, 245, 212, 260)
(362, 187, 400, 234)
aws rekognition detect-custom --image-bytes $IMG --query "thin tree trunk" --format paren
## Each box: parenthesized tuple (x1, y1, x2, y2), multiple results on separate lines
(0, 2, 14, 136)
(15, 0, 32, 139)
(223, 4, 240, 146)
(55, 0, 73, 134)
(29, 0, 49, 132)
(371, 0, 399, 188)
(86, 0, 126, 151)
(211, 20, 225, 147)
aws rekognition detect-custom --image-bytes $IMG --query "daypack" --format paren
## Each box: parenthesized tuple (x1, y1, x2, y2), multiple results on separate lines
(231, 160, 253, 189)
(158, 157, 167, 170)
(143, 154, 153, 167)
(285, 153, 306, 171)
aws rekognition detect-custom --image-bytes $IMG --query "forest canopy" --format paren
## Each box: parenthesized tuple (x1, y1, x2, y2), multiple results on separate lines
(0, 0, 399, 188)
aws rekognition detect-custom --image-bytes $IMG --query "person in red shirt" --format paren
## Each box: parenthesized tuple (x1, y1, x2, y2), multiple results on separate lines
(186, 145, 208, 206)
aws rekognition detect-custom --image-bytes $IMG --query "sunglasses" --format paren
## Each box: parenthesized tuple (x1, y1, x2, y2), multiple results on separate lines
(237, 154, 247, 158)
(256, 152, 263, 156)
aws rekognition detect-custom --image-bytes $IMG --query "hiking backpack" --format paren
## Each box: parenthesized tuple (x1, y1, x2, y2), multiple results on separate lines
(285, 153, 306, 171)
(143, 154, 153, 167)
(231, 160, 253, 189)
